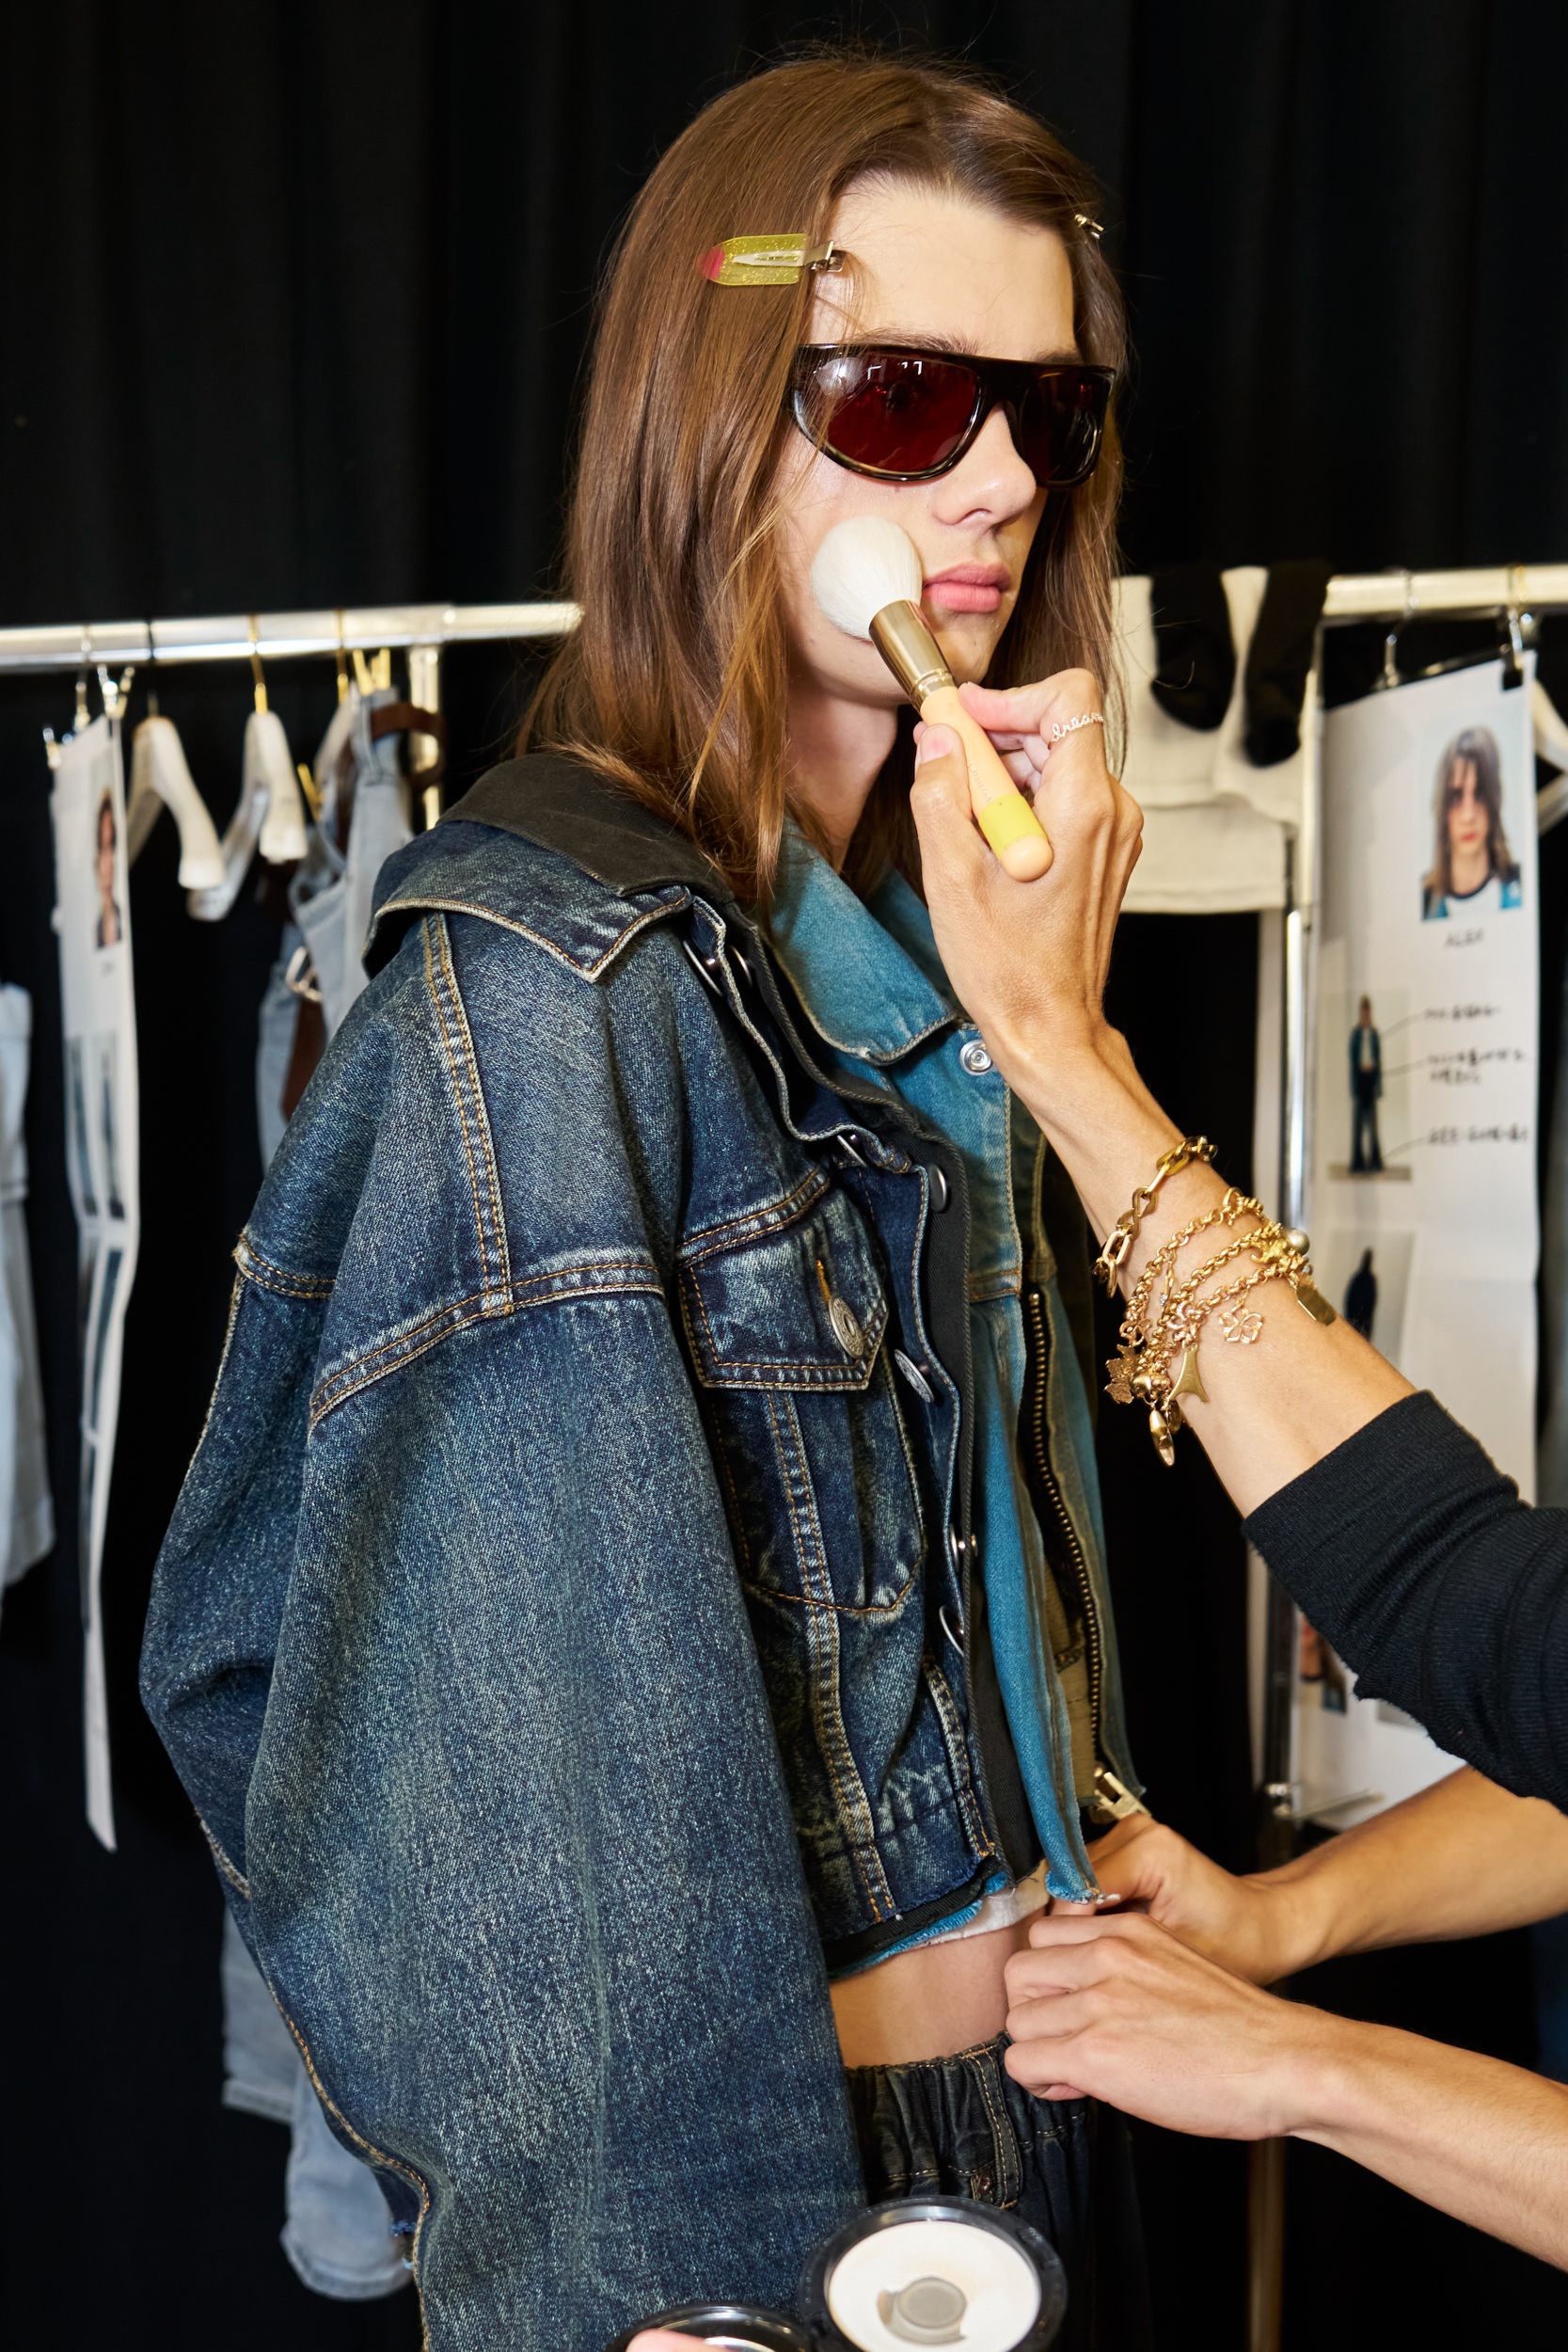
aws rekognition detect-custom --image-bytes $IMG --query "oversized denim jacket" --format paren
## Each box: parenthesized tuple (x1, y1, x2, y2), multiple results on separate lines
(140, 755, 1135, 2352)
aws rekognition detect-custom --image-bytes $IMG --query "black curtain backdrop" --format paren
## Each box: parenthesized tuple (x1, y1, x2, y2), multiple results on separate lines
(4, 6, 1568, 2349)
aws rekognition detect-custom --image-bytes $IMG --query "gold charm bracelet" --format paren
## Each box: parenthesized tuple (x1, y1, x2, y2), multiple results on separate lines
(1104, 1197, 1338, 1466)
(1093, 1135, 1217, 1293)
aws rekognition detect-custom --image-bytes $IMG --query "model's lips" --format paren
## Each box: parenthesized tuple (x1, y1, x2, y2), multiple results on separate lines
(925, 565, 1010, 616)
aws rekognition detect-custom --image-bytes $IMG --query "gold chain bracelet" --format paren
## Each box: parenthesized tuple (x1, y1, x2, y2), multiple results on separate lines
(1121, 1187, 1260, 1344)
(1093, 1136, 1217, 1293)
(1103, 1185, 1338, 1464)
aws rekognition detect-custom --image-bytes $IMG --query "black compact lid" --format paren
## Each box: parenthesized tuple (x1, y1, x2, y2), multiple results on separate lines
(605, 2303, 816, 2352)
(800, 2198, 1069, 2352)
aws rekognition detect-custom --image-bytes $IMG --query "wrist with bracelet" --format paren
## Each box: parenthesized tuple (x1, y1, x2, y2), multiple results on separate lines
(1096, 1141, 1338, 1466)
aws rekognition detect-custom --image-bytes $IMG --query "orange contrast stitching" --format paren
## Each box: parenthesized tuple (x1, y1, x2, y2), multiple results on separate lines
(432, 914, 510, 1289)
(768, 1389, 895, 1922)
(373, 891, 688, 983)
(677, 1166, 829, 1260)
(423, 916, 492, 1279)
(308, 1271, 663, 1430)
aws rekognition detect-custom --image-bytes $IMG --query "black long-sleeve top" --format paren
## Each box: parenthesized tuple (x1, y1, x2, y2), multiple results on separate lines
(1244, 1391, 1568, 1811)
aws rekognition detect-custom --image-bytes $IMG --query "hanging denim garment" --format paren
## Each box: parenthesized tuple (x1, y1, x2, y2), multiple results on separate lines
(291, 687, 413, 1041)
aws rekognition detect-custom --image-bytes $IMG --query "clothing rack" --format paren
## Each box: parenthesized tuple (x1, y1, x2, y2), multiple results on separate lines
(3, 564, 1568, 677)
(0, 601, 579, 673)
(2, 562, 1568, 674)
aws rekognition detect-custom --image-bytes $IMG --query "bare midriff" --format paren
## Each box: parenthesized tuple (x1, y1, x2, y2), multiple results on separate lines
(829, 1909, 1042, 2068)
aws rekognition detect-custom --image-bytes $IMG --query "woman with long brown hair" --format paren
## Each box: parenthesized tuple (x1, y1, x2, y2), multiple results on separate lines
(143, 52, 1148, 2352)
(1421, 724, 1522, 918)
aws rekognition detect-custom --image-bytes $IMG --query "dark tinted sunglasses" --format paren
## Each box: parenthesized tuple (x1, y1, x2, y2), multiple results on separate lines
(788, 343, 1115, 488)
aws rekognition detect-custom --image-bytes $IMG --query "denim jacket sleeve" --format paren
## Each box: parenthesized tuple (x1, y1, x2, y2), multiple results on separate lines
(140, 906, 863, 2351)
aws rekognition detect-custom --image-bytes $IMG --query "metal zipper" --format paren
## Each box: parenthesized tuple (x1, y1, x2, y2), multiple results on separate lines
(1024, 1285, 1148, 1826)
(1024, 1285, 1105, 1749)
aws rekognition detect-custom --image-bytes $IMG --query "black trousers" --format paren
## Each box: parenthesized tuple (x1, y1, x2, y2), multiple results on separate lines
(1352, 1075, 1383, 1171)
(846, 2033, 1152, 2352)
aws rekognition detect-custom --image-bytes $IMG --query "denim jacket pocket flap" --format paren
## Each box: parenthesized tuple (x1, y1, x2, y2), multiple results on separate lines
(680, 1185, 888, 1391)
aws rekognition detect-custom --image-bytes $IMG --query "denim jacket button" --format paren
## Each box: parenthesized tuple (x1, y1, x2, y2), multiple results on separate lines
(958, 1038, 993, 1075)
(828, 1295, 865, 1358)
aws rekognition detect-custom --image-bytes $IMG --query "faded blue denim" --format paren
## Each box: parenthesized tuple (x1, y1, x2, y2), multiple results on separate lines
(140, 758, 1132, 2352)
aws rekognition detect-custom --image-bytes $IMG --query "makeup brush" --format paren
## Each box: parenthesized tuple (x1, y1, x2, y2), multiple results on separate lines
(810, 516, 1051, 882)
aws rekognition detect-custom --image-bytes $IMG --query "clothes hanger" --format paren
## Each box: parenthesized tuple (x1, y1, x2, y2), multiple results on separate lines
(1375, 571, 1415, 690)
(247, 621, 309, 865)
(186, 622, 308, 920)
(125, 691, 226, 888)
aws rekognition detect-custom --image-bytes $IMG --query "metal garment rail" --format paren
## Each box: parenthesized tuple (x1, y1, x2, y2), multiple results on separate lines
(3, 560, 1568, 672)
(0, 602, 580, 672)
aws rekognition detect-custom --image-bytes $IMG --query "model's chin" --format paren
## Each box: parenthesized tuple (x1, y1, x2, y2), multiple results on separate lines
(929, 613, 1006, 685)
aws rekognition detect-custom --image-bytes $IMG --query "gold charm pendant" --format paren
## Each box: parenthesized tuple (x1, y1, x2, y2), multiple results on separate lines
(1295, 1281, 1338, 1326)
(1148, 1404, 1177, 1467)
(1167, 1346, 1209, 1406)
(1104, 1344, 1140, 1406)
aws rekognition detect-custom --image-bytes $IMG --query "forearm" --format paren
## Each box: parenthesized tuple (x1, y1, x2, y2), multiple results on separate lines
(1249, 1767, 1568, 1975)
(1008, 1909, 1568, 2267)
(1291, 2010, 1568, 2268)
(999, 1027, 1410, 1518)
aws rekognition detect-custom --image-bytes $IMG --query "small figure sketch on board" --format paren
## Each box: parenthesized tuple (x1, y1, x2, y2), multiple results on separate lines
(1350, 995, 1383, 1173)
(94, 791, 122, 949)
(1344, 1248, 1378, 1338)
(1421, 725, 1521, 921)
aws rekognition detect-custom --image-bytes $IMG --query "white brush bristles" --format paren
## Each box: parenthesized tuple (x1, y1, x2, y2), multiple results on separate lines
(810, 516, 924, 640)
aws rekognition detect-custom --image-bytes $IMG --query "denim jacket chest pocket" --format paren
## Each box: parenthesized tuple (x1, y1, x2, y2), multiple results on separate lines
(678, 1176, 927, 1615)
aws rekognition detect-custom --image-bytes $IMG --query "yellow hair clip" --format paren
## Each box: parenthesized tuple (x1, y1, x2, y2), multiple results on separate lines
(701, 234, 845, 286)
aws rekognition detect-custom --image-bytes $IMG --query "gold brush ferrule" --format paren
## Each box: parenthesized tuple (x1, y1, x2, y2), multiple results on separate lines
(869, 601, 954, 706)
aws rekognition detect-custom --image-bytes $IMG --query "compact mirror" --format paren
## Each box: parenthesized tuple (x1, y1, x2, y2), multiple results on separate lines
(801, 2200, 1068, 2352)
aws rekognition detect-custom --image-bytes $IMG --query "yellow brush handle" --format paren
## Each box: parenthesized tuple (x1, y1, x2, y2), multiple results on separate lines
(919, 685, 1052, 881)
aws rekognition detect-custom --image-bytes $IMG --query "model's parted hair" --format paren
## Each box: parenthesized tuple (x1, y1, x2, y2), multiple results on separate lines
(520, 51, 1126, 904)
(1426, 725, 1518, 901)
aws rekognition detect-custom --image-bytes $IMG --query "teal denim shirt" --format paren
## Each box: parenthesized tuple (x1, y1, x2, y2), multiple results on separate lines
(768, 828, 1137, 1911)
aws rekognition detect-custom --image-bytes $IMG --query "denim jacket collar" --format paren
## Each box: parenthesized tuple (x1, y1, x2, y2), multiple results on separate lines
(438, 755, 725, 896)
(766, 825, 958, 1067)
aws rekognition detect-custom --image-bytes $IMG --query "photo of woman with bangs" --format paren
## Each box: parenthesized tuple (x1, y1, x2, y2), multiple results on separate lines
(1421, 725, 1522, 919)
(142, 52, 1149, 2352)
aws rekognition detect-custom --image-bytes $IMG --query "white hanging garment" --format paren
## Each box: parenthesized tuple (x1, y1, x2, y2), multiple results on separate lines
(1113, 570, 1303, 914)
(0, 985, 54, 1612)
(188, 707, 308, 921)
(1533, 678, 1568, 836)
(125, 716, 226, 887)
(50, 713, 141, 1848)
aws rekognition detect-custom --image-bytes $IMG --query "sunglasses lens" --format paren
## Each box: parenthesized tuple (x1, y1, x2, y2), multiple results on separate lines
(809, 352, 980, 476)
(1017, 373, 1106, 488)
(796, 350, 1110, 485)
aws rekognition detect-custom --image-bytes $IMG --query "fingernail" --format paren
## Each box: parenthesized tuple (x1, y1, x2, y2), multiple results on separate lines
(916, 727, 954, 764)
